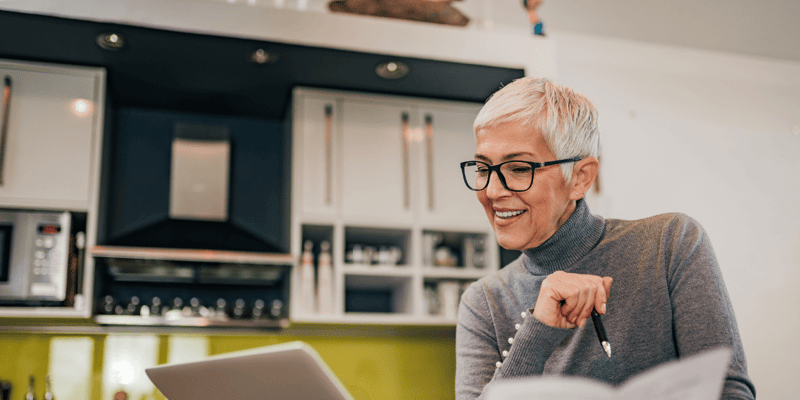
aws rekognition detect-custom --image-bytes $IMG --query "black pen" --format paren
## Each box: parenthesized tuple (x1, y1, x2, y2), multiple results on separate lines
(591, 309, 612, 357)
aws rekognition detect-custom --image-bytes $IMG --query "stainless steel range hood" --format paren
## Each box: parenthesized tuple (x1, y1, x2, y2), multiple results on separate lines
(169, 123, 231, 222)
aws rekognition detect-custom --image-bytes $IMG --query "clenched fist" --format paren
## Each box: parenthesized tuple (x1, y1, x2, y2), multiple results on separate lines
(532, 271, 613, 329)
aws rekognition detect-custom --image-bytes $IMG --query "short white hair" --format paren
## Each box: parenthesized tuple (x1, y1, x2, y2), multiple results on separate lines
(473, 77, 601, 181)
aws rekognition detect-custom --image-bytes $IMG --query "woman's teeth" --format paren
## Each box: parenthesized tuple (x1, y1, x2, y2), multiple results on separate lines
(496, 210, 524, 219)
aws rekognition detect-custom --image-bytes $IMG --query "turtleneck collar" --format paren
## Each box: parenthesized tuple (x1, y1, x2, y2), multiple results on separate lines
(521, 198, 605, 275)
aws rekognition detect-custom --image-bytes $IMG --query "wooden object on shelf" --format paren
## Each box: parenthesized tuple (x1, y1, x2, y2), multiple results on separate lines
(328, 0, 470, 27)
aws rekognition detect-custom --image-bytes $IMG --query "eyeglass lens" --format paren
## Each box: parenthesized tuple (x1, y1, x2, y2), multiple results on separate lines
(463, 161, 534, 191)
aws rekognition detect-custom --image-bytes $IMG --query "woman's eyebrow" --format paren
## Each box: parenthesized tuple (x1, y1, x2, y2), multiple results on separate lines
(473, 153, 534, 163)
(502, 152, 533, 161)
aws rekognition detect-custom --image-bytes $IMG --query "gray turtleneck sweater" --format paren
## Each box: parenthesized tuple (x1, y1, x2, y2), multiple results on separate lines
(455, 200, 755, 399)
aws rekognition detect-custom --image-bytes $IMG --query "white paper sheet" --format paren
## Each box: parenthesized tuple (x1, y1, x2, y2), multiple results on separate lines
(485, 347, 733, 400)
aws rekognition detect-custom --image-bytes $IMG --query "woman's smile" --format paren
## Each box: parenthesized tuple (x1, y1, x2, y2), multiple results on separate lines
(494, 209, 526, 219)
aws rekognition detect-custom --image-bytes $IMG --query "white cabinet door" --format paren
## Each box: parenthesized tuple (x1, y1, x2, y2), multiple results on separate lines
(339, 98, 416, 223)
(294, 94, 339, 218)
(417, 103, 489, 228)
(0, 60, 103, 210)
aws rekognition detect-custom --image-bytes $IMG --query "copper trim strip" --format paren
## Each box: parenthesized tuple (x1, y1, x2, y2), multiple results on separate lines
(0, 76, 12, 185)
(401, 112, 410, 209)
(324, 104, 333, 205)
(425, 114, 434, 210)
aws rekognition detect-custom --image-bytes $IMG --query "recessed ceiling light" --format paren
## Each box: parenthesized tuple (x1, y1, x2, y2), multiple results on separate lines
(70, 99, 92, 118)
(376, 61, 409, 79)
(96, 32, 126, 51)
(250, 49, 278, 65)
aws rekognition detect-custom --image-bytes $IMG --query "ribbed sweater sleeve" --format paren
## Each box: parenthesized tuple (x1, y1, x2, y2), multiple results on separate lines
(661, 215, 755, 398)
(495, 313, 572, 378)
(456, 280, 572, 399)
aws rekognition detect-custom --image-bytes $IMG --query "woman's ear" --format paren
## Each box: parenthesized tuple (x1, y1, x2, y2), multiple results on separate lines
(569, 156, 599, 199)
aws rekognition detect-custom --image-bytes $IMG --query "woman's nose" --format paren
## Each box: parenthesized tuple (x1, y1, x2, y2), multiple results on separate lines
(485, 172, 511, 199)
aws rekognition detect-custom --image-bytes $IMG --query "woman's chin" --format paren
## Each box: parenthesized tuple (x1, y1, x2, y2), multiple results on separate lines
(495, 234, 526, 251)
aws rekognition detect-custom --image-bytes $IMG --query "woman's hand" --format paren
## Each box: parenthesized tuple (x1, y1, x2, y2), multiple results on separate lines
(532, 271, 613, 329)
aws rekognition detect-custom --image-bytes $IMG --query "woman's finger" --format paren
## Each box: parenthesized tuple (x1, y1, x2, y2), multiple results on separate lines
(565, 284, 586, 324)
(596, 276, 613, 314)
(603, 276, 613, 299)
(577, 284, 598, 326)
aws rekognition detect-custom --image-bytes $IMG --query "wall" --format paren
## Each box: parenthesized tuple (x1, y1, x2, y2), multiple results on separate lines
(0, 328, 456, 400)
(553, 32, 800, 399)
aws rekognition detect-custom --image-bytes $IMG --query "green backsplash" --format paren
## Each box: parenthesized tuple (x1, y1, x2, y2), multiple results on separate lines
(0, 327, 456, 400)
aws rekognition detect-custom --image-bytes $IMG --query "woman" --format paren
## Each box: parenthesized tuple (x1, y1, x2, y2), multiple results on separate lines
(455, 77, 755, 399)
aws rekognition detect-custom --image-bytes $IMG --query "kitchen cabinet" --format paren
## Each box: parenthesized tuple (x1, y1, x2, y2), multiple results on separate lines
(0, 59, 105, 211)
(294, 95, 340, 219)
(339, 98, 415, 224)
(416, 103, 488, 229)
(290, 88, 498, 325)
(294, 88, 488, 227)
(0, 59, 104, 319)
(339, 98, 488, 227)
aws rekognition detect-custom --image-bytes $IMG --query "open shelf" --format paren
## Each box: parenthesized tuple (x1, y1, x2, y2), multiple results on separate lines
(344, 226, 411, 267)
(422, 278, 475, 320)
(343, 265, 413, 277)
(344, 274, 413, 315)
(421, 230, 490, 269)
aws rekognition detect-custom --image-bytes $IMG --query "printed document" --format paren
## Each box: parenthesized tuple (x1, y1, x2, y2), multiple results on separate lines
(484, 347, 732, 400)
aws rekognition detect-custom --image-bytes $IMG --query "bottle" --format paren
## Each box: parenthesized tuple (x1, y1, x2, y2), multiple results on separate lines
(44, 376, 53, 400)
(299, 240, 316, 315)
(316, 241, 333, 314)
(1, 380, 11, 400)
(25, 376, 34, 400)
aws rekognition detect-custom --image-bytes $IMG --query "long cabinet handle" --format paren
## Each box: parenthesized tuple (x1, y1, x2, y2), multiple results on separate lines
(401, 112, 410, 210)
(0, 76, 11, 186)
(324, 104, 333, 205)
(425, 114, 434, 211)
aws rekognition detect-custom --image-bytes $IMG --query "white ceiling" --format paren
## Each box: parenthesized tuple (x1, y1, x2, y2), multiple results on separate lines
(486, 0, 800, 63)
(3, 0, 797, 63)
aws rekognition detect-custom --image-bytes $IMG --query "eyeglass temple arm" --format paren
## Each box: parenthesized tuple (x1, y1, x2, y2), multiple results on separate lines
(542, 156, 584, 167)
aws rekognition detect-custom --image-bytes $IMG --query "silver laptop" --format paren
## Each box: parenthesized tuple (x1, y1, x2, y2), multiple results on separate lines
(145, 341, 354, 400)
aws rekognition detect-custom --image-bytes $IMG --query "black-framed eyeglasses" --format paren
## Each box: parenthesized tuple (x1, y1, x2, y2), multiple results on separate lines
(460, 157, 584, 192)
